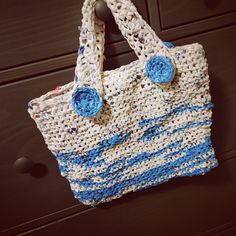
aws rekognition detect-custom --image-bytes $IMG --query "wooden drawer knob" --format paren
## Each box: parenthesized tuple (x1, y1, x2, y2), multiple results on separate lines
(13, 156, 34, 173)
(95, 0, 113, 22)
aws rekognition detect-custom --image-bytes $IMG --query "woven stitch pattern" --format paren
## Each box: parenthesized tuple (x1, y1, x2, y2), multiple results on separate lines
(28, 0, 218, 205)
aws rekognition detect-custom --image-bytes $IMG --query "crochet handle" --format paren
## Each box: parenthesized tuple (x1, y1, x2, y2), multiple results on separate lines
(74, 0, 174, 94)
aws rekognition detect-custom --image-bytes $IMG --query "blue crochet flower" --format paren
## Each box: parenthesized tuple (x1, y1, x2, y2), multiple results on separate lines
(145, 55, 175, 84)
(162, 41, 175, 48)
(71, 87, 103, 117)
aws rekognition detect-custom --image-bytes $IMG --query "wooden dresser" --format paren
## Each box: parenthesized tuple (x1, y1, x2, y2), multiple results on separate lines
(0, 1, 236, 235)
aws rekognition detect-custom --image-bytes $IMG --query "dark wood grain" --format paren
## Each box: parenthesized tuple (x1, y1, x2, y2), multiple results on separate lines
(0, 40, 135, 86)
(0, 51, 138, 234)
(1, 1, 236, 85)
(1, 1, 236, 235)
(0, 68, 82, 232)
(149, 1, 236, 36)
(153, 11, 236, 41)
(1, 205, 91, 236)
(158, 0, 236, 29)
(14, 158, 236, 236)
(199, 220, 236, 236)
(0, 0, 82, 70)
(0, 0, 148, 71)
(0, 53, 77, 86)
(1, 23, 236, 234)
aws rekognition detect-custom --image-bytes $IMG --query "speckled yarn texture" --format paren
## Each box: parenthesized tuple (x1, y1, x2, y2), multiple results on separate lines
(28, 0, 218, 206)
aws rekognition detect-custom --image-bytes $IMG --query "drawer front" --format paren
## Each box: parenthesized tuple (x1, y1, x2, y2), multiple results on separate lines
(15, 157, 236, 236)
(0, 0, 149, 71)
(3, 26, 236, 235)
(0, 69, 81, 232)
(158, 0, 236, 29)
(0, 51, 137, 233)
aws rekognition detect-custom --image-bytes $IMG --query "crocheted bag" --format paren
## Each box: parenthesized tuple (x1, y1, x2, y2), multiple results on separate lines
(28, 0, 218, 206)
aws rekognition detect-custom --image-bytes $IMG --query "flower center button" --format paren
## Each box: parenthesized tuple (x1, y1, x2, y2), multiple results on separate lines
(145, 55, 175, 86)
(71, 87, 103, 117)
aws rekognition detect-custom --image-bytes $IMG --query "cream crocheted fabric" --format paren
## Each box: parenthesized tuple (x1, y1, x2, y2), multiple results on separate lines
(28, 0, 218, 206)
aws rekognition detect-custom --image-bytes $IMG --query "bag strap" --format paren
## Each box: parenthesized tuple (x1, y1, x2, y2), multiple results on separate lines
(74, 0, 175, 95)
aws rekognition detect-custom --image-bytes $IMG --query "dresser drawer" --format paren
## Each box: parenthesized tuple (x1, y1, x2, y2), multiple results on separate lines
(0, 51, 138, 234)
(158, 0, 236, 29)
(0, 0, 149, 71)
(14, 157, 236, 236)
(0, 69, 83, 232)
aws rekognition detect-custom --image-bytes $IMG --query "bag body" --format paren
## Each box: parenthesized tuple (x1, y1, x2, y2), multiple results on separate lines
(28, 0, 218, 205)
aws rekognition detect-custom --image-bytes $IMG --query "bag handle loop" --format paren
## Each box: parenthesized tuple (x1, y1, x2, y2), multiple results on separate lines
(72, 0, 176, 117)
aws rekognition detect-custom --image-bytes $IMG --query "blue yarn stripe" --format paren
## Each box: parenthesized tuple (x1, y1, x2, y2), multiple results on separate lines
(57, 118, 211, 165)
(139, 102, 213, 128)
(89, 140, 182, 179)
(139, 119, 212, 142)
(56, 102, 213, 163)
(56, 131, 132, 170)
(66, 140, 182, 184)
(73, 155, 217, 204)
(57, 119, 212, 176)
(58, 139, 182, 178)
(68, 137, 214, 190)
(56, 103, 213, 176)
